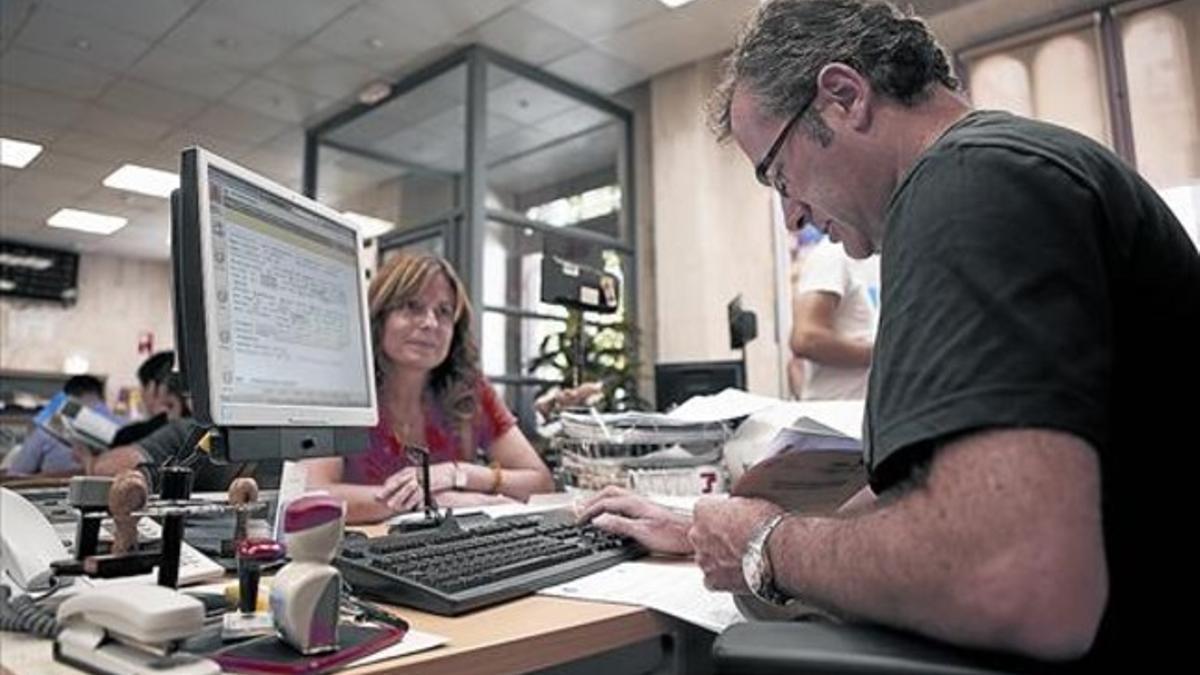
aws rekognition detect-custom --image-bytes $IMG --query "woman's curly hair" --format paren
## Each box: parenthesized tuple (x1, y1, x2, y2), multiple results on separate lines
(369, 252, 480, 456)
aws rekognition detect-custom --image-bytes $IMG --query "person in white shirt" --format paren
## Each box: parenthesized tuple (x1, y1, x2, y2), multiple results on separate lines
(789, 235, 878, 399)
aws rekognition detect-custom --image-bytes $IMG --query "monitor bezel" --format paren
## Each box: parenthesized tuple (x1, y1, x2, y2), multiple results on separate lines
(182, 146, 378, 429)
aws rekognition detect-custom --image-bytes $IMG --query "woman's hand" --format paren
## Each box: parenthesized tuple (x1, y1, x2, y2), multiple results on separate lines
(375, 462, 459, 512)
(375, 467, 424, 512)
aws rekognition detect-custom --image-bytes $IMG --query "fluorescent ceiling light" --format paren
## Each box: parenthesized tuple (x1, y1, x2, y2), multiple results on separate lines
(0, 253, 54, 271)
(342, 211, 395, 239)
(102, 163, 179, 198)
(0, 137, 44, 168)
(47, 208, 128, 235)
(658, 0, 698, 8)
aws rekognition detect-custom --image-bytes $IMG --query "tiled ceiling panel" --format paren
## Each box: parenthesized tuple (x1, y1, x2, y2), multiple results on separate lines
(98, 79, 210, 126)
(308, 4, 447, 69)
(129, 44, 250, 100)
(266, 45, 381, 101)
(71, 106, 171, 144)
(0, 112, 66, 146)
(544, 48, 647, 95)
(32, 152, 119, 185)
(225, 77, 335, 124)
(40, 0, 200, 40)
(0, 83, 87, 129)
(160, 5, 295, 70)
(186, 103, 290, 146)
(203, 0, 359, 40)
(523, 0, 665, 41)
(0, 47, 117, 99)
(466, 8, 586, 66)
(48, 130, 155, 165)
(14, 4, 153, 72)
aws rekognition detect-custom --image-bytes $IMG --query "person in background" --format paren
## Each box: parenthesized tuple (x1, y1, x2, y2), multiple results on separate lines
(789, 232, 878, 399)
(77, 372, 242, 492)
(135, 351, 175, 418)
(303, 252, 554, 524)
(7, 374, 115, 475)
(580, 0, 1199, 666)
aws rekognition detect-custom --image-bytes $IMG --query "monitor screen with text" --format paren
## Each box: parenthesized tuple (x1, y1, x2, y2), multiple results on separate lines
(177, 148, 377, 429)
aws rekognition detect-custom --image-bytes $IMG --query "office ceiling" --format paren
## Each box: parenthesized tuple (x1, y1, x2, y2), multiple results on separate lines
(0, 0, 1087, 261)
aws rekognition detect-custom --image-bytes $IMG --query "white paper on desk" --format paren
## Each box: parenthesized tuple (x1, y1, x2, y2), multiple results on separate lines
(345, 628, 447, 667)
(664, 388, 781, 422)
(539, 561, 745, 633)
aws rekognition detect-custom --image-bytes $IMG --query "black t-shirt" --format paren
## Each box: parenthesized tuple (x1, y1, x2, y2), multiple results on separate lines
(866, 110, 1200, 665)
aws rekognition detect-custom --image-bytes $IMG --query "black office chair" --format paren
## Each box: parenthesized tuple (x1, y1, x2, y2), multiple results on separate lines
(713, 620, 1067, 675)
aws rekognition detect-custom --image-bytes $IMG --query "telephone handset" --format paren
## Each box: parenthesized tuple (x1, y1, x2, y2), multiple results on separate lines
(55, 585, 221, 675)
(57, 584, 206, 645)
(0, 486, 72, 592)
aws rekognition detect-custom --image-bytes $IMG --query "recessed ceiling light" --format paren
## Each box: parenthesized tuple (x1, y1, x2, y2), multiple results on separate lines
(47, 208, 128, 235)
(658, 0, 698, 7)
(365, 37, 385, 50)
(102, 164, 179, 198)
(342, 212, 395, 239)
(358, 81, 392, 105)
(72, 37, 91, 51)
(0, 137, 44, 168)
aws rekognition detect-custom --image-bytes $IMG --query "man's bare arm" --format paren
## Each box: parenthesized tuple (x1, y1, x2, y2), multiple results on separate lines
(770, 428, 1107, 661)
(790, 292, 873, 367)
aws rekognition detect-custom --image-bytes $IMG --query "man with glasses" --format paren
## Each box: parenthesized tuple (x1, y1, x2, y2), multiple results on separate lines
(579, 0, 1199, 666)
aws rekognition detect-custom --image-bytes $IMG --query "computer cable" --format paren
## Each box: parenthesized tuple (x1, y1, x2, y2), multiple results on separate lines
(338, 578, 409, 632)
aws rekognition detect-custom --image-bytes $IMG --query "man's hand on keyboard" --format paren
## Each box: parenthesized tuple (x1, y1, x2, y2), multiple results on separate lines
(575, 486, 693, 556)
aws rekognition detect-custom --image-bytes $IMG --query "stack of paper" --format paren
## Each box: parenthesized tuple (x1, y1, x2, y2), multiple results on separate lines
(559, 409, 730, 444)
(726, 400, 867, 514)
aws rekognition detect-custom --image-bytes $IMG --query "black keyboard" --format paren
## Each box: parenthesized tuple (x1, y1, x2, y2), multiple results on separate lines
(336, 509, 645, 615)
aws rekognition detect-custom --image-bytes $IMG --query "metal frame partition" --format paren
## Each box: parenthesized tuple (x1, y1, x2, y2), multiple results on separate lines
(304, 45, 638, 432)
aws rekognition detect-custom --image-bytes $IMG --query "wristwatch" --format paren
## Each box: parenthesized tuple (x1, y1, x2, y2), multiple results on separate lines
(452, 462, 469, 490)
(742, 513, 792, 606)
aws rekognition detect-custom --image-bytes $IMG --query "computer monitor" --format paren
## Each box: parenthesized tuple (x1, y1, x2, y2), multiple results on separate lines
(540, 236, 620, 314)
(654, 360, 746, 412)
(172, 147, 377, 462)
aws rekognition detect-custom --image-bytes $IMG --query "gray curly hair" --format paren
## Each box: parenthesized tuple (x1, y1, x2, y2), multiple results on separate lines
(708, 0, 959, 142)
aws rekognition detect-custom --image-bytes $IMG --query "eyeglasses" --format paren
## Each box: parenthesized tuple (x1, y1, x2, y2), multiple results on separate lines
(395, 299, 456, 327)
(754, 93, 817, 199)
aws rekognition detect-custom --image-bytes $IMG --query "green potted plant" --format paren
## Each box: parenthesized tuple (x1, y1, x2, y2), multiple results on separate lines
(527, 309, 650, 412)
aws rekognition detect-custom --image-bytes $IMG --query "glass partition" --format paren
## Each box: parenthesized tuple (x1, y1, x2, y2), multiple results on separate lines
(317, 64, 467, 239)
(307, 47, 638, 429)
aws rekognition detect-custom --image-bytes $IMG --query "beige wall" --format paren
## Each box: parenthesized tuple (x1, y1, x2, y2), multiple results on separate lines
(1, 254, 174, 399)
(648, 56, 785, 397)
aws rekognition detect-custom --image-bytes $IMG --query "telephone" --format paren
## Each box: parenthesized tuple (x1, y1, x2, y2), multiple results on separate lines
(1, 486, 72, 592)
(55, 584, 220, 675)
(0, 486, 224, 594)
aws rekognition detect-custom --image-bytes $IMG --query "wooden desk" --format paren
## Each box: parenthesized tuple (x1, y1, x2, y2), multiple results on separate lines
(1, 524, 714, 674)
(0, 594, 682, 675)
(347, 596, 673, 675)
